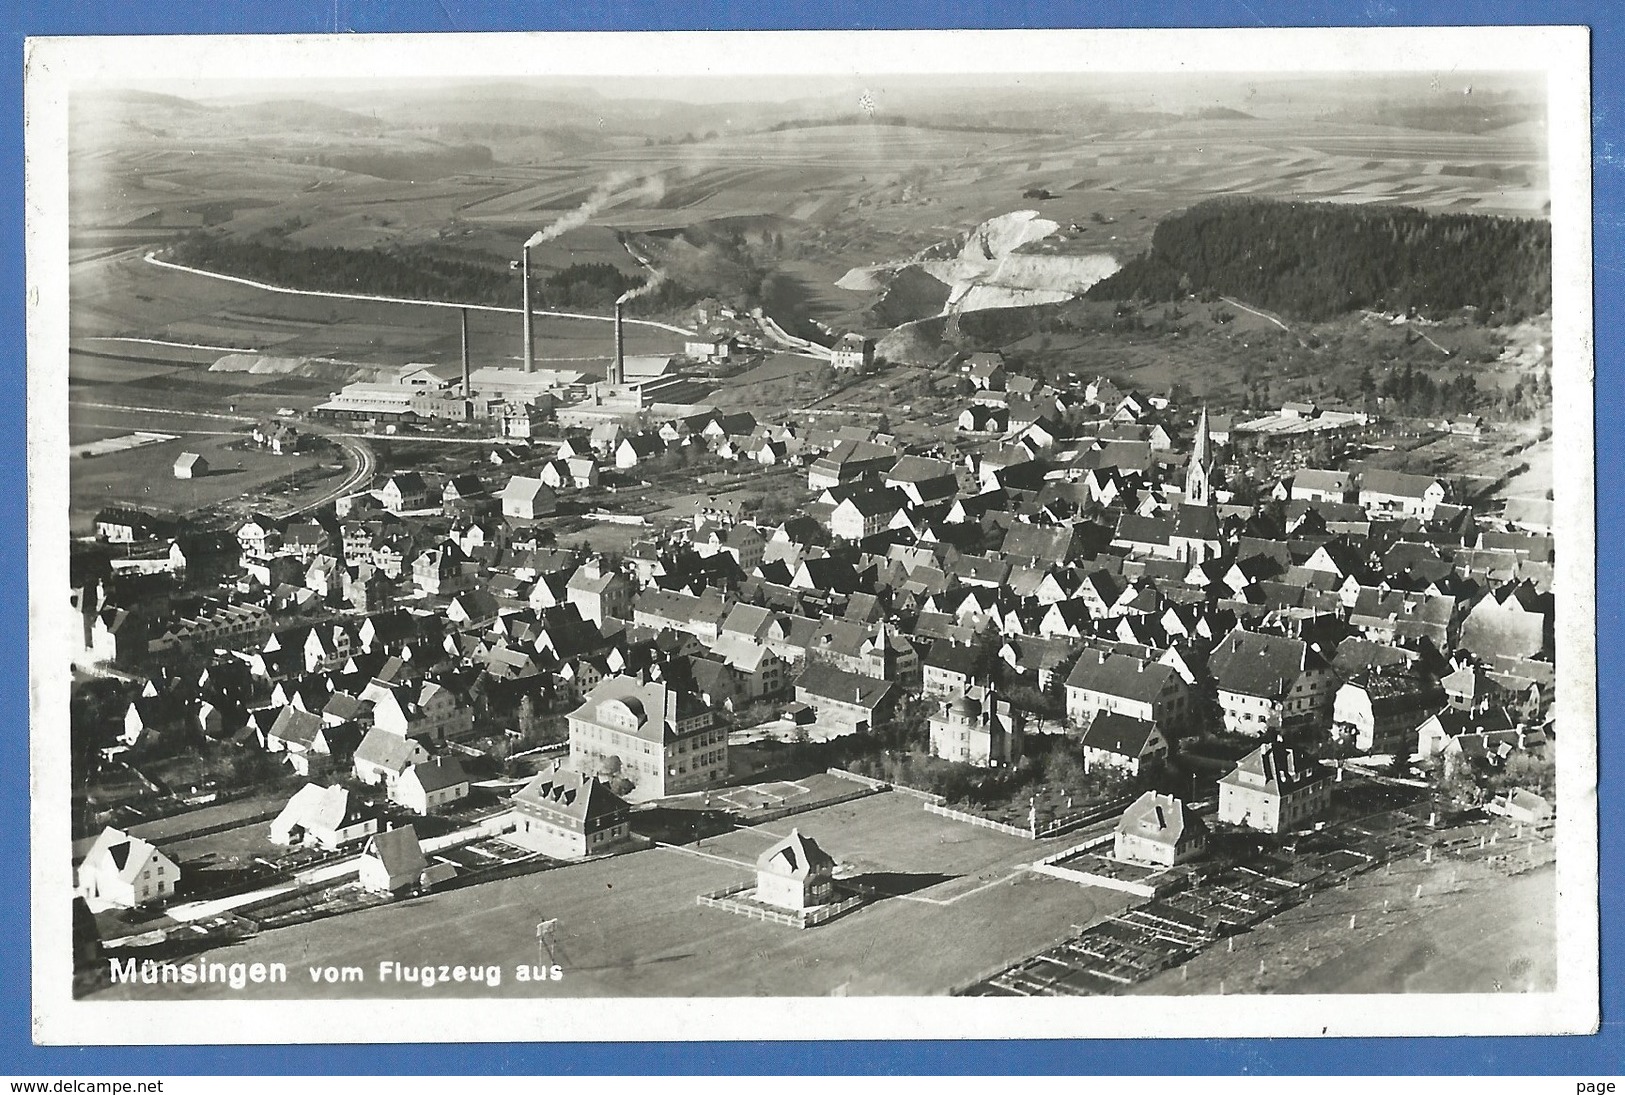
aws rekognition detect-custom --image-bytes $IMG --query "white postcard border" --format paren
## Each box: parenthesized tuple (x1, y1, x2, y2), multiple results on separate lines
(26, 25, 1598, 1044)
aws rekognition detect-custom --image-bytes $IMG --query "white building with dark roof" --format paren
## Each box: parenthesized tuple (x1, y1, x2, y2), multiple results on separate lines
(509, 760, 631, 857)
(76, 828, 179, 909)
(1080, 711, 1169, 775)
(755, 828, 837, 911)
(1114, 792, 1207, 867)
(1217, 741, 1332, 833)
(394, 756, 471, 814)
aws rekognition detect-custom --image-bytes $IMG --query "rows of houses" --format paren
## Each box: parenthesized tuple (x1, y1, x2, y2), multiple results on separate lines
(74, 364, 1557, 907)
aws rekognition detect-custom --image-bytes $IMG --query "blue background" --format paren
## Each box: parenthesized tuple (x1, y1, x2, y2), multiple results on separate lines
(2, 0, 1616, 1075)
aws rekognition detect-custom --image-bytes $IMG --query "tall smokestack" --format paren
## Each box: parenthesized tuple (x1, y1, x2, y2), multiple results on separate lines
(522, 246, 535, 374)
(460, 308, 472, 420)
(612, 300, 625, 386)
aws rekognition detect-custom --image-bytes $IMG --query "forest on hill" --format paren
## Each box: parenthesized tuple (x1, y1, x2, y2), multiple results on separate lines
(1086, 198, 1551, 322)
(166, 233, 692, 313)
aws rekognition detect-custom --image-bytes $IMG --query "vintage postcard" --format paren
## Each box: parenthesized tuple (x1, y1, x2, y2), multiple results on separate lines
(27, 26, 1596, 1043)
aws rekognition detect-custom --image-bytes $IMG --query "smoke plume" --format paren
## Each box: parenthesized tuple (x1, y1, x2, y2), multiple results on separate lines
(525, 172, 666, 249)
(617, 267, 666, 305)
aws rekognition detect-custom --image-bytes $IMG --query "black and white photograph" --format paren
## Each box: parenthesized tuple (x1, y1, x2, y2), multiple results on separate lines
(26, 26, 1597, 1043)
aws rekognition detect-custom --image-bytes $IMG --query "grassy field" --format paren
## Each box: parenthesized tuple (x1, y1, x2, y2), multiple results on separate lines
(70, 88, 1547, 351)
(68, 423, 344, 532)
(1128, 855, 1555, 996)
(91, 790, 1136, 999)
(71, 253, 685, 376)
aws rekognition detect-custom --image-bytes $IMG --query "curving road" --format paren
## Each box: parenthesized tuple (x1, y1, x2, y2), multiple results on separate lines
(143, 252, 697, 336)
(279, 423, 375, 519)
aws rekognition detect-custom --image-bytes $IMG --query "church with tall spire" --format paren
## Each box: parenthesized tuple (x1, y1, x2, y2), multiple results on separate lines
(1173, 407, 1221, 563)
(1185, 406, 1214, 508)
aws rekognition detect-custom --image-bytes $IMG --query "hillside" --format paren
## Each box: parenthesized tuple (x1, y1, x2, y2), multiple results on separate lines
(1086, 197, 1551, 323)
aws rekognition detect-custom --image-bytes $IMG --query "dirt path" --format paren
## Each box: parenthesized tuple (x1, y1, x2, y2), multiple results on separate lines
(1220, 296, 1291, 333)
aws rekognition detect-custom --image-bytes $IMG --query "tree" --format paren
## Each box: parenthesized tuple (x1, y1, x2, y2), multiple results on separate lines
(1044, 746, 1088, 797)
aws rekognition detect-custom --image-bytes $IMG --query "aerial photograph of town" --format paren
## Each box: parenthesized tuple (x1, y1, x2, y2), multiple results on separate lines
(56, 57, 1567, 1006)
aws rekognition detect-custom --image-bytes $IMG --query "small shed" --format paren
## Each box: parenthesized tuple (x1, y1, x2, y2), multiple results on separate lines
(173, 452, 208, 479)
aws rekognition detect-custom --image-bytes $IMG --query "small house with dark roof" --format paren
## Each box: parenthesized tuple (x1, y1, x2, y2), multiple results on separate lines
(921, 639, 984, 698)
(508, 761, 630, 858)
(1217, 741, 1332, 833)
(1415, 706, 1519, 760)
(393, 756, 471, 814)
(352, 725, 429, 788)
(1081, 711, 1169, 776)
(379, 472, 430, 513)
(755, 828, 837, 911)
(358, 826, 429, 894)
(1114, 792, 1207, 867)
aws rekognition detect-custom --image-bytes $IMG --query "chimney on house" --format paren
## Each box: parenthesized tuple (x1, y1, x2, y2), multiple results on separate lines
(522, 246, 535, 374)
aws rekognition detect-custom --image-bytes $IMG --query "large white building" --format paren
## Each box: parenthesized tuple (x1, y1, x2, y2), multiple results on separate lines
(566, 674, 728, 801)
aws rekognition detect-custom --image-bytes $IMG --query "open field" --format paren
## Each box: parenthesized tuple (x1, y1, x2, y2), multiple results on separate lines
(1128, 854, 1554, 996)
(71, 253, 686, 376)
(68, 424, 343, 532)
(91, 789, 1138, 999)
(1497, 435, 1554, 501)
(71, 87, 1547, 348)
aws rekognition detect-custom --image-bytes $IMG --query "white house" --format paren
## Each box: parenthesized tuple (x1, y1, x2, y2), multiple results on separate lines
(269, 784, 379, 850)
(500, 476, 557, 521)
(392, 756, 471, 814)
(357, 826, 429, 894)
(755, 828, 837, 911)
(76, 827, 179, 909)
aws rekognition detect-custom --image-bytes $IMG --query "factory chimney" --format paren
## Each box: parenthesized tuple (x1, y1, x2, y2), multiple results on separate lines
(460, 308, 472, 420)
(612, 299, 625, 386)
(522, 246, 535, 374)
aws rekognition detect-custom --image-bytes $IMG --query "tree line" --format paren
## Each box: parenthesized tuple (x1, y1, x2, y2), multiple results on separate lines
(167, 233, 684, 313)
(1086, 197, 1551, 323)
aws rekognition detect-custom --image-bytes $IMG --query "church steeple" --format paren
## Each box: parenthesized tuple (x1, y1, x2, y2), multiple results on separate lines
(1186, 406, 1213, 507)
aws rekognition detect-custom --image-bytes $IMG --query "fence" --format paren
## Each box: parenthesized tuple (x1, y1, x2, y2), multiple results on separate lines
(922, 801, 1035, 838)
(1033, 794, 1139, 839)
(1032, 834, 1115, 867)
(826, 768, 888, 791)
(747, 785, 885, 826)
(826, 768, 947, 805)
(420, 812, 517, 856)
(696, 883, 866, 929)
